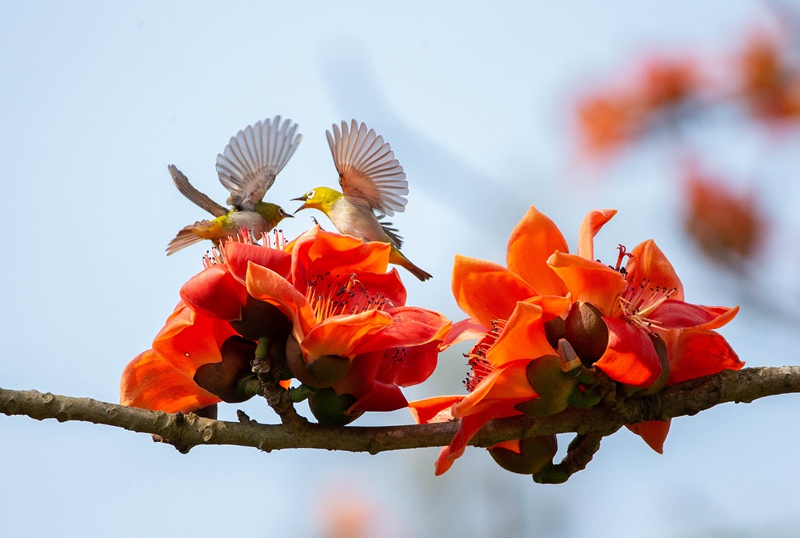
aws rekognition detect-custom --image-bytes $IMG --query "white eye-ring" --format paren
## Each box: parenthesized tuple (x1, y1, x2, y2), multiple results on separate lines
(307, 189, 315, 199)
(278, 207, 286, 216)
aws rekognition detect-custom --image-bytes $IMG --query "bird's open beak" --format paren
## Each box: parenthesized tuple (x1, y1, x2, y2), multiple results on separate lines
(291, 195, 308, 214)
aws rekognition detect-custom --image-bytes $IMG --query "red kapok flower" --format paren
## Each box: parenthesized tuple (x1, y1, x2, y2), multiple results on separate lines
(120, 301, 237, 412)
(244, 226, 450, 416)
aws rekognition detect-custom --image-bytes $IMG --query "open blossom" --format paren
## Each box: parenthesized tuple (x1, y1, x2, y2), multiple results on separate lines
(122, 227, 449, 422)
(412, 205, 742, 474)
(577, 57, 698, 157)
(682, 166, 765, 269)
(246, 226, 450, 416)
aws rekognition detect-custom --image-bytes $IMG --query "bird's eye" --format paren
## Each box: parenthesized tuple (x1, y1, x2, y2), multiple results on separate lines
(278, 208, 286, 216)
(307, 189, 315, 199)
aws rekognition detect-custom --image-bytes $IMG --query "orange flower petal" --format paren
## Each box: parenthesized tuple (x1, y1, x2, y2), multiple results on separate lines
(291, 227, 391, 289)
(151, 302, 238, 378)
(120, 349, 220, 412)
(442, 318, 488, 349)
(180, 265, 248, 321)
(245, 261, 317, 339)
(577, 209, 617, 261)
(651, 300, 738, 330)
(668, 329, 743, 385)
(409, 395, 464, 424)
(627, 420, 671, 454)
(452, 254, 535, 328)
(487, 302, 554, 367)
(225, 241, 292, 283)
(301, 310, 393, 363)
(548, 252, 627, 315)
(506, 206, 569, 295)
(626, 240, 684, 301)
(595, 317, 662, 387)
(453, 361, 537, 417)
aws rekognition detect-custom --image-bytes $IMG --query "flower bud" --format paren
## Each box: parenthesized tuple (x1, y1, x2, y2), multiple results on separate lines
(308, 388, 364, 426)
(229, 296, 292, 341)
(488, 435, 558, 475)
(565, 302, 608, 366)
(193, 336, 258, 403)
(544, 315, 567, 350)
(285, 336, 351, 388)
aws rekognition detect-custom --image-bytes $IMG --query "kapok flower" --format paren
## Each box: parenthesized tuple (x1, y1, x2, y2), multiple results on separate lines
(682, 166, 765, 268)
(121, 232, 295, 413)
(413, 205, 741, 474)
(243, 226, 450, 418)
(411, 207, 573, 474)
(548, 209, 739, 389)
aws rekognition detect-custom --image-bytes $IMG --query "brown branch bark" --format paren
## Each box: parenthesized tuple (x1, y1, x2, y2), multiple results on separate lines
(1, 366, 798, 454)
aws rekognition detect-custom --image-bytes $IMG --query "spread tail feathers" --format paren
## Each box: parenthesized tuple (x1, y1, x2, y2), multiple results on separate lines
(166, 227, 205, 255)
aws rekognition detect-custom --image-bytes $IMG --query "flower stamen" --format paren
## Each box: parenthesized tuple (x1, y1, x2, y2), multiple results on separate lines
(617, 276, 676, 330)
(305, 273, 387, 324)
(464, 319, 507, 392)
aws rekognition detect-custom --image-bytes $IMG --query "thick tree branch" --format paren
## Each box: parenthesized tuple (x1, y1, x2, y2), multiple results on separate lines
(1, 366, 798, 454)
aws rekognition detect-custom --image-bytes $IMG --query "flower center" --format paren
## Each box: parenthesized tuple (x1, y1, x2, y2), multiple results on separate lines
(305, 273, 387, 324)
(464, 319, 506, 392)
(617, 276, 675, 331)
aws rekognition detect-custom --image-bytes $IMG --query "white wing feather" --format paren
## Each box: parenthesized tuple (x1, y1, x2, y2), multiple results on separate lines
(327, 119, 408, 217)
(216, 116, 302, 210)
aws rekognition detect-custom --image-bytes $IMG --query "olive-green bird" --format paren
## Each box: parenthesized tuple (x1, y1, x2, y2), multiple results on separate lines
(293, 120, 432, 281)
(166, 116, 301, 255)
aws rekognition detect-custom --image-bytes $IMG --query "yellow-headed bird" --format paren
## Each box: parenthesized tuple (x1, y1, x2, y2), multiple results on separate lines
(293, 120, 432, 281)
(166, 116, 301, 255)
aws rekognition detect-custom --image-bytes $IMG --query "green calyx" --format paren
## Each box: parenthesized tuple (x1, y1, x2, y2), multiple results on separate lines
(308, 388, 363, 426)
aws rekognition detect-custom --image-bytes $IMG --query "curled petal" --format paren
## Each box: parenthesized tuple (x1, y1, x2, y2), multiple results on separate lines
(180, 265, 248, 321)
(651, 300, 738, 330)
(245, 262, 316, 339)
(595, 317, 662, 388)
(120, 349, 220, 413)
(548, 252, 626, 315)
(409, 396, 463, 424)
(225, 241, 292, 283)
(301, 310, 393, 363)
(626, 240, 684, 301)
(452, 254, 535, 328)
(354, 269, 407, 308)
(442, 318, 488, 349)
(668, 329, 743, 385)
(363, 307, 451, 354)
(487, 302, 554, 367)
(291, 227, 391, 290)
(506, 206, 569, 295)
(151, 302, 238, 378)
(577, 208, 617, 261)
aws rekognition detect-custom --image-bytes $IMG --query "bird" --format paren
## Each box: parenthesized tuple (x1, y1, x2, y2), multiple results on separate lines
(166, 116, 301, 255)
(293, 120, 432, 281)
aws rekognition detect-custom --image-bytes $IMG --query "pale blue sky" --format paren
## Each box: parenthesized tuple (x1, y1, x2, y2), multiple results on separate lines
(3, 2, 799, 536)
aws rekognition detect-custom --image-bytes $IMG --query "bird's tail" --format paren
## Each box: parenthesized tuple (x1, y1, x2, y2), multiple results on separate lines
(390, 247, 432, 281)
(166, 220, 221, 255)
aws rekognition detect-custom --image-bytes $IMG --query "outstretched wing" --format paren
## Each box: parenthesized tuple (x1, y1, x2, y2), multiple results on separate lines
(168, 165, 227, 217)
(327, 120, 408, 217)
(216, 116, 302, 210)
